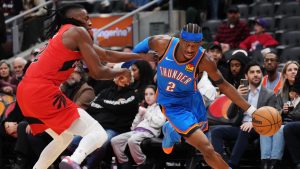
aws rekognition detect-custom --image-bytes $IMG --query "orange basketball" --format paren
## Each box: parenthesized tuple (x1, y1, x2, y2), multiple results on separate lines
(252, 106, 282, 136)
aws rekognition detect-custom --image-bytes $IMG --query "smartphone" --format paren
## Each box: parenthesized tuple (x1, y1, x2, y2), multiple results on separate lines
(240, 79, 249, 87)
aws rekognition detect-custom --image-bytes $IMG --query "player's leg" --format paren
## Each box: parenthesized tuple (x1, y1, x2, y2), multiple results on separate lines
(60, 108, 108, 166)
(184, 129, 230, 169)
(33, 129, 73, 169)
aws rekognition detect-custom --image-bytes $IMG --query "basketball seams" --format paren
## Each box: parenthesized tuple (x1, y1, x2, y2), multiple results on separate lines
(252, 106, 282, 136)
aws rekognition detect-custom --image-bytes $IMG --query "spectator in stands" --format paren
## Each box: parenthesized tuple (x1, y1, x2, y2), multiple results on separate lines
(129, 60, 154, 104)
(12, 57, 27, 82)
(0, 0, 22, 18)
(239, 18, 278, 52)
(260, 61, 299, 169)
(68, 64, 140, 169)
(283, 68, 300, 169)
(261, 50, 282, 94)
(111, 85, 166, 169)
(211, 62, 276, 169)
(0, 60, 18, 94)
(60, 70, 95, 110)
(215, 5, 250, 52)
(21, 0, 47, 50)
(207, 41, 228, 83)
(225, 50, 250, 88)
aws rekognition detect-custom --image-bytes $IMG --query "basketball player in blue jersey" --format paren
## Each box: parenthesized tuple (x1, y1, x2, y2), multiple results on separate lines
(131, 23, 257, 169)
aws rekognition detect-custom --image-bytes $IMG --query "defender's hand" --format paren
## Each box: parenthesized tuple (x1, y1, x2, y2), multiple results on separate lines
(141, 52, 158, 62)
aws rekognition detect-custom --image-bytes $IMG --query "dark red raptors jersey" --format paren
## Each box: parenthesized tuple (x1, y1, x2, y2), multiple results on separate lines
(25, 24, 82, 86)
(17, 24, 84, 135)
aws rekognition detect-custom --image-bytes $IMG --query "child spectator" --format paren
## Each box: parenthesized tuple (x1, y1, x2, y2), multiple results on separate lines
(111, 85, 166, 169)
(239, 18, 278, 52)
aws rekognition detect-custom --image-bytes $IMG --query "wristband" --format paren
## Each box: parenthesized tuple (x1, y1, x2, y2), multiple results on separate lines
(246, 105, 256, 116)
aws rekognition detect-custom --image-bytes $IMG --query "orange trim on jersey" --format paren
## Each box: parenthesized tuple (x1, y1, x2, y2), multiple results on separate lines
(193, 49, 205, 91)
(262, 73, 282, 94)
(193, 49, 205, 78)
(198, 121, 208, 132)
(158, 38, 174, 64)
(161, 106, 200, 135)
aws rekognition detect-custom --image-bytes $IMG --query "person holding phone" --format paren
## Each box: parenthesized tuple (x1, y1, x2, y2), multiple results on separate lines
(238, 79, 249, 96)
(211, 62, 277, 169)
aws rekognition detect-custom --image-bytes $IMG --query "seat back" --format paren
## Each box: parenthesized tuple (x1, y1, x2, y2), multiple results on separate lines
(276, 1, 300, 16)
(237, 4, 249, 19)
(280, 47, 300, 63)
(251, 3, 275, 17)
(280, 31, 300, 46)
(279, 16, 300, 31)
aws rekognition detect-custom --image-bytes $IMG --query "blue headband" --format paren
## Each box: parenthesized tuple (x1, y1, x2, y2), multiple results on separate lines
(180, 30, 203, 42)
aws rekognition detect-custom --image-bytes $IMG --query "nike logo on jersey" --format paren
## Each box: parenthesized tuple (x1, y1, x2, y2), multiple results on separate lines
(165, 57, 173, 61)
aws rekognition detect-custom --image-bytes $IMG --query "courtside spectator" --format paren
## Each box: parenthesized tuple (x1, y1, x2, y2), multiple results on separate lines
(225, 50, 250, 88)
(261, 50, 282, 94)
(111, 85, 165, 169)
(283, 68, 300, 169)
(211, 62, 276, 169)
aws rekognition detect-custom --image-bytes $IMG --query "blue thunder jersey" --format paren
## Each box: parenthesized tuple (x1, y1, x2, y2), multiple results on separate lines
(157, 37, 205, 107)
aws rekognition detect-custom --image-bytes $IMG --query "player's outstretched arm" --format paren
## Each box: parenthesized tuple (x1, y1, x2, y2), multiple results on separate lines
(200, 54, 251, 112)
(70, 27, 131, 81)
(93, 44, 157, 63)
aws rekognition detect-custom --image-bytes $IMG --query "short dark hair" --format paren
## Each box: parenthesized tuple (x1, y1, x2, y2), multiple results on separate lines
(244, 62, 262, 74)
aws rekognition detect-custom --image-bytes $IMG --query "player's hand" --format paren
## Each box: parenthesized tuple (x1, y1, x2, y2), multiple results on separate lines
(240, 121, 253, 132)
(141, 52, 159, 63)
(237, 85, 249, 96)
(114, 69, 132, 87)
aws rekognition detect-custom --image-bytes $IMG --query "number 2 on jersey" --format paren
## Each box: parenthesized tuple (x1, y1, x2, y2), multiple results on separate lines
(166, 82, 176, 92)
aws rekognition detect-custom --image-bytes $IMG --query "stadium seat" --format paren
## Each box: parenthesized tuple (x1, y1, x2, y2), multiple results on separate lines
(276, 1, 300, 17)
(250, 2, 275, 17)
(280, 31, 300, 47)
(280, 47, 300, 63)
(278, 16, 300, 31)
(237, 4, 249, 19)
(202, 19, 222, 40)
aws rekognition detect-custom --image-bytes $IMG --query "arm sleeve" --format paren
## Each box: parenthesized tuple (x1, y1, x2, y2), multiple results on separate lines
(132, 37, 151, 53)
